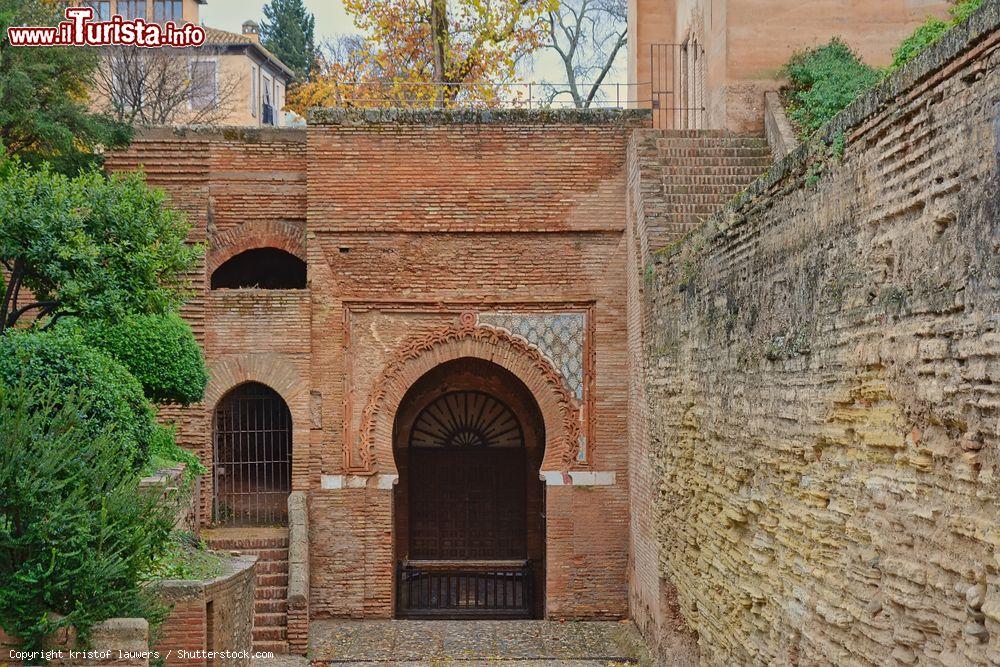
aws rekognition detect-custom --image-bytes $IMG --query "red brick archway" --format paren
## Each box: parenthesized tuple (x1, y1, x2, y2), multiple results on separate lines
(204, 354, 309, 499)
(207, 220, 305, 275)
(356, 313, 582, 475)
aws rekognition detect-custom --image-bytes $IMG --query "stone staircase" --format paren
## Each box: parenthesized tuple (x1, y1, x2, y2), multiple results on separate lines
(203, 528, 290, 654)
(638, 130, 772, 252)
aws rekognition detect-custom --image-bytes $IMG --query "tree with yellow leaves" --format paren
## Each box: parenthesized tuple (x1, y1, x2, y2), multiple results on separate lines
(287, 0, 555, 114)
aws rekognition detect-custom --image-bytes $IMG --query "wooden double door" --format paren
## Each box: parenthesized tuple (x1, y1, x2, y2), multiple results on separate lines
(408, 447, 527, 561)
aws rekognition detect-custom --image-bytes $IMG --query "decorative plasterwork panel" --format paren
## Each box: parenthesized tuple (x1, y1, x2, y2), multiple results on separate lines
(479, 312, 586, 400)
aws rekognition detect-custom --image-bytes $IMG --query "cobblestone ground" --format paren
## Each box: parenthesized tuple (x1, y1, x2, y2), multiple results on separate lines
(290, 620, 647, 665)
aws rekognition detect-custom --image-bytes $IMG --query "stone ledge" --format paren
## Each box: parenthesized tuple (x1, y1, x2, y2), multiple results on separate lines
(133, 125, 307, 143)
(540, 470, 616, 486)
(150, 553, 258, 601)
(308, 107, 652, 127)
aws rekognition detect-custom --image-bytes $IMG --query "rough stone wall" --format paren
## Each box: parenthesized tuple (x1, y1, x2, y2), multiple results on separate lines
(626, 130, 770, 663)
(638, 7, 1000, 665)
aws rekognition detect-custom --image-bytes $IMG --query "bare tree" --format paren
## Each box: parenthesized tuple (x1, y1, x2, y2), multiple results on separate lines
(91, 46, 243, 126)
(543, 0, 627, 108)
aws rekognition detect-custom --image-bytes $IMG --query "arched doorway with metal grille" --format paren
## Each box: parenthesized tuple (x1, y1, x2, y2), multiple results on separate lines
(212, 382, 292, 526)
(393, 358, 546, 619)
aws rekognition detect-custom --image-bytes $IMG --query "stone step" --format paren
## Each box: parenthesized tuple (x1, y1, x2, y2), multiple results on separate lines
(255, 612, 288, 628)
(253, 626, 287, 642)
(246, 548, 290, 561)
(657, 148, 771, 159)
(255, 598, 288, 614)
(259, 572, 289, 587)
(257, 585, 289, 600)
(253, 640, 289, 655)
(256, 559, 289, 574)
(203, 538, 289, 550)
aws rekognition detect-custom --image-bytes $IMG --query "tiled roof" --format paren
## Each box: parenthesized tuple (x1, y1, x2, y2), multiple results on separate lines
(200, 26, 295, 80)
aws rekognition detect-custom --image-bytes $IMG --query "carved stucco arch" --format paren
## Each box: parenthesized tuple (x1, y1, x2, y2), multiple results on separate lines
(207, 220, 306, 275)
(357, 314, 582, 475)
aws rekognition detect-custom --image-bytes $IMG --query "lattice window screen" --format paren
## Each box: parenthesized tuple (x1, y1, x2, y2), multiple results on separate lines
(479, 311, 589, 461)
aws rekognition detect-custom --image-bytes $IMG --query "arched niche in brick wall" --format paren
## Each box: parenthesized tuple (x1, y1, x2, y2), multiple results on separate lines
(355, 313, 582, 476)
(203, 354, 309, 510)
(207, 220, 306, 276)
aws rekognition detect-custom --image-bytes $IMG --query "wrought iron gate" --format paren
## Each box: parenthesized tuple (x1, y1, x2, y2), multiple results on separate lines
(397, 561, 534, 619)
(650, 41, 706, 129)
(398, 390, 535, 618)
(212, 382, 292, 526)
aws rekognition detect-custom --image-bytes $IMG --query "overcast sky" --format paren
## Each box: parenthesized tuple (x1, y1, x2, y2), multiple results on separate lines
(200, 0, 354, 42)
(199, 0, 626, 86)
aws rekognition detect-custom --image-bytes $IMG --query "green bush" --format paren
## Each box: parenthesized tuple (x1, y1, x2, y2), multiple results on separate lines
(78, 312, 208, 406)
(0, 330, 157, 471)
(0, 161, 201, 334)
(891, 17, 950, 70)
(891, 0, 983, 71)
(146, 422, 208, 479)
(782, 38, 881, 139)
(0, 382, 174, 651)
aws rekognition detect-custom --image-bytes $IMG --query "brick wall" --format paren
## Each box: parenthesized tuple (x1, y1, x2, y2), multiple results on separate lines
(107, 110, 649, 626)
(105, 128, 310, 523)
(305, 109, 645, 620)
(152, 554, 257, 666)
(635, 5, 1000, 664)
(2, 619, 149, 666)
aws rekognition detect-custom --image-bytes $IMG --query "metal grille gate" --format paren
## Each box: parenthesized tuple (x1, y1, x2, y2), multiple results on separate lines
(398, 390, 534, 618)
(650, 41, 706, 129)
(212, 382, 292, 526)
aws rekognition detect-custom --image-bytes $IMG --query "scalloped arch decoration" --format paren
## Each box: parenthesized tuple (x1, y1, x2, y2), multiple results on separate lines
(354, 315, 582, 474)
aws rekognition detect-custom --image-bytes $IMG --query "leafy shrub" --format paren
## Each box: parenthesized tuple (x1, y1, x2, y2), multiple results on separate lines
(149, 532, 224, 581)
(0, 382, 174, 651)
(891, 0, 983, 71)
(0, 330, 157, 471)
(782, 38, 881, 139)
(146, 422, 208, 479)
(891, 17, 950, 70)
(0, 161, 201, 333)
(77, 312, 208, 405)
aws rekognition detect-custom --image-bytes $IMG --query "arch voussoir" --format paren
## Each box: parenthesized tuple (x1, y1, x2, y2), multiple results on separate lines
(355, 319, 583, 475)
(207, 220, 306, 274)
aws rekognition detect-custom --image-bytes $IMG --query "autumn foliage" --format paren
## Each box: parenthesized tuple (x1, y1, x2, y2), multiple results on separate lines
(287, 0, 555, 115)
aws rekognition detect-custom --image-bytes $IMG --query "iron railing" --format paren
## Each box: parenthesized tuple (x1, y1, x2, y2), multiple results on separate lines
(313, 80, 654, 112)
(396, 561, 534, 619)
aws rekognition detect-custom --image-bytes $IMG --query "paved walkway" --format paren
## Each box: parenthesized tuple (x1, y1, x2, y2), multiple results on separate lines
(304, 620, 648, 665)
